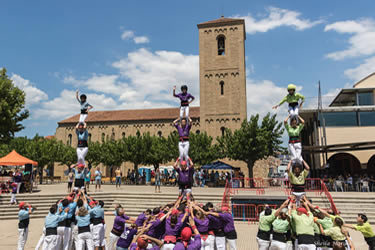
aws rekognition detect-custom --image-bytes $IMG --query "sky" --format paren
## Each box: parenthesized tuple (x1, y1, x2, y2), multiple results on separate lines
(2, 0, 375, 139)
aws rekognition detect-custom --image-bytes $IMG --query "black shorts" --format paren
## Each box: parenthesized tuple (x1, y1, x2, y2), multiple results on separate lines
(75, 179, 84, 188)
(68, 182, 73, 188)
(225, 230, 237, 240)
(178, 183, 192, 193)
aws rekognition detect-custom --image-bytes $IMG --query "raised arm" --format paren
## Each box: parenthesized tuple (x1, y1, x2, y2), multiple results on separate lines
(173, 118, 179, 125)
(302, 160, 310, 171)
(189, 216, 200, 236)
(173, 159, 179, 171)
(298, 115, 305, 124)
(275, 199, 289, 217)
(284, 115, 291, 124)
(141, 235, 163, 247)
(173, 86, 178, 97)
(76, 90, 80, 102)
(286, 160, 292, 173)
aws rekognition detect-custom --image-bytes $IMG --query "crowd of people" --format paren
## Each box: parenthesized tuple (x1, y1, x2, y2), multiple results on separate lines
(322, 174, 375, 192)
(257, 160, 375, 249)
(17, 179, 238, 250)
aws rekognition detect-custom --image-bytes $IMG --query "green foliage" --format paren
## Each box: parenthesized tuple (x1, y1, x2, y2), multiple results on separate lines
(189, 132, 219, 166)
(217, 113, 284, 177)
(86, 141, 103, 167)
(0, 68, 29, 143)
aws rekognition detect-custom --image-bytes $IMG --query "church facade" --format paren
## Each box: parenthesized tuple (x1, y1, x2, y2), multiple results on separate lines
(55, 17, 248, 178)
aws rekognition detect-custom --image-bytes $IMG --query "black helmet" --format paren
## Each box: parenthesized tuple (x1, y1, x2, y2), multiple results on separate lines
(181, 85, 188, 91)
(80, 94, 87, 99)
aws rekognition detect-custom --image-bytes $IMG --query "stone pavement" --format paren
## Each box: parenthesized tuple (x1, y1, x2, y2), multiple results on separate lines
(0, 183, 372, 249)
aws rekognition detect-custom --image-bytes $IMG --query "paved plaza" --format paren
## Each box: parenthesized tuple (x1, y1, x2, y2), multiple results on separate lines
(0, 183, 371, 249)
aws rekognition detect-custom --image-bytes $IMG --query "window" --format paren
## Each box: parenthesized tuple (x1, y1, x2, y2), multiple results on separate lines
(196, 130, 200, 135)
(220, 81, 224, 95)
(68, 134, 72, 146)
(358, 92, 374, 106)
(88, 133, 92, 143)
(217, 35, 225, 55)
(101, 133, 105, 142)
(319, 112, 357, 127)
(122, 132, 126, 138)
(359, 112, 375, 126)
(111, 132, 115, 140)
(220, 127, 225, 137)
(157, 131, 162, 138)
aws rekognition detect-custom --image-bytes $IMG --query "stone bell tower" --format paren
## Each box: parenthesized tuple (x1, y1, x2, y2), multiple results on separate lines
(197, 16, 247, 139)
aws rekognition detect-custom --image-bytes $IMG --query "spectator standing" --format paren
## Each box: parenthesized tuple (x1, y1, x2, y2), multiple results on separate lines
(155, 167, 161, 193)
(14, 169, 23, 193)
(67, 171, 74, 193)
(95, 167, 102, 192)
(115, 167, 122, 189)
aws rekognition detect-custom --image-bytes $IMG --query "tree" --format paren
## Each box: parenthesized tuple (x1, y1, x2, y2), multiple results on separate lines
(59, 145, 76, 168)
(121, 131, 148, 184)
(189, 132, 219, 166)
(260, 113, 285, 155)
(86, 141, 103, 168)
(217, 113, 284, 178)
(0, 68, 29, 143)
(145, 134, 171, 169)
(101, 140, 124, 180)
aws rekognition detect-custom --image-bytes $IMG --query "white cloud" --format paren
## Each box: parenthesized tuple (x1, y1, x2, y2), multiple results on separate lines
(63, 74, 124, 96)
(325, 18, 375, 60)
(121, 30, 150, 44)
(235, 7, 322, 34)
(34, 90, 119, 119)
(121, 30, 134, 40)
(113, 48, 199, 106)
(246, 79, 289, 119)
(133, 36, 150, 44)
(11, 74, 48, 106)
(344, 56, 375, 81)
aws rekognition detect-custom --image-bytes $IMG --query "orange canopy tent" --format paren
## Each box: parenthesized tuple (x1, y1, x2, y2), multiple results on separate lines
(0, 150, 38, 166)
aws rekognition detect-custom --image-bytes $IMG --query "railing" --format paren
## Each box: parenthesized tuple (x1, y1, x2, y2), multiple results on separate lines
(221, 177, 338, 219)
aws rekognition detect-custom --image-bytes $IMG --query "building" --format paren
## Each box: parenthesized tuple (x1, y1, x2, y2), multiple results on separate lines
(300, 73, 375, 176)
(54, 17, 248, 178)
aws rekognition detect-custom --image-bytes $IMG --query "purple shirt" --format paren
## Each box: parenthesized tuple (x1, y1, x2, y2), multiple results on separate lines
(175, 124, 191, 138)
(173, 234, 201, 250)
(135, 213, 146, 227)
(12, 186, 17, 194)
(165, 217, 184, 236)
(113, 214, 130, 233)
(175, 93, 194, 106)
(208, 215, 222, 230)
(177, 167, 193, 185)
(219, 213, 236, 233)
(129, 243, 160, 250)
(117, 227, 137, 248)
(194, 218, 209, 233)
(146, 219, 162, 238)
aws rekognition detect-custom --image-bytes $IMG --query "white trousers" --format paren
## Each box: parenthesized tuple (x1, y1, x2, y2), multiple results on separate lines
(161, 243, 175, 250)
(92, 224, 105, 247)
(17, 182, 21, 194)
(201, 235, 214, 250)
(297, 245, 316, 250)
(77, 232, 94, 250)
(216, 236, 226, 250)
(11, 193, 17, 203)
(70, 223, 79, 250)
(79, 114, 88, 123)
(76, 147, 88, 165)
(288, 105, 299, 118)
(178, 141, 190, 162)
(18, 228, 28, 250)
(107, 232, 119, 250)
(35, 228, 45, 250)
(42, 235, 58, 250)
(292, 192, 306, 207)
(288, 142, 303, 162)
(227, 239, 237, 250)
(270, 240, 287, 250)
(56, 226, 71, 250)
(56, 226, 65, 250)
(180, 106, 189, 118)
(257, 237, 270, 250)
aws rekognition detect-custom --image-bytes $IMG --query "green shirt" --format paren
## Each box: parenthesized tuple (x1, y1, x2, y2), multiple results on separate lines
(279, 93, 305, 105)
(354, 222, 375, 238)
(291, 210, 315, 236)
(317, 217, 334, 230)
(284, 123, 304, 138)
(258, 210, 276, 232)
(324, 226, 346, 241)
(272, 218, 290, 233)
(313, 222, 320, 234)
(289, 169, 309, 185)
